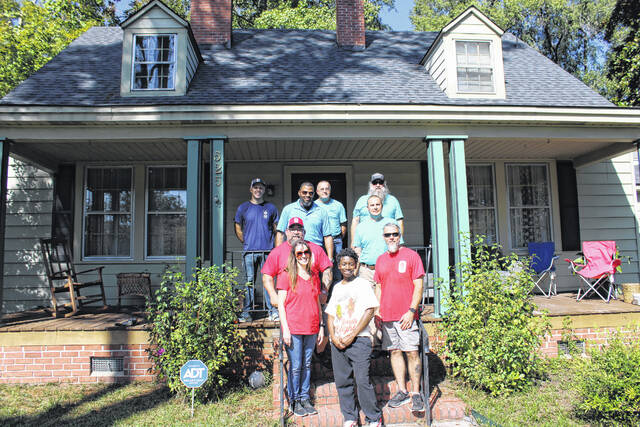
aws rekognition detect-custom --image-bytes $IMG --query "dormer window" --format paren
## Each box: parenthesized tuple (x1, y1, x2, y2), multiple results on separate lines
(456, 41, 494, 93)
(132, 35, 176, 90)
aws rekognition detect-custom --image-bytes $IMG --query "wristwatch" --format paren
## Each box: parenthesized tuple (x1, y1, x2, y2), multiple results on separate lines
(409, 308, 417, 314)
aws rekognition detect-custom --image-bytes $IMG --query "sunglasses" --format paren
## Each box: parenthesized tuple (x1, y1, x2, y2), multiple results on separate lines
(300, 191, 314, 195)
(295, 250, 311, 259)
(288, 226, 304, 232)
(371, 179, 384, 185)
(383, 232, 400, 238)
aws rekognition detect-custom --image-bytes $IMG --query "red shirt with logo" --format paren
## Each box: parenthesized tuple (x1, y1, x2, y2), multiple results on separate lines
(374, 247, 425, 322)
(277, 274, 320, 335)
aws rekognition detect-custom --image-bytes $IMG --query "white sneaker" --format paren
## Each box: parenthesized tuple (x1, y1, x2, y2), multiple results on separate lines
(343, 421, 357, 427)
(367, 419, 383, 427)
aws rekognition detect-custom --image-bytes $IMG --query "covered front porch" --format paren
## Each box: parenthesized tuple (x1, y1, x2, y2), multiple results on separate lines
(1, 111, 640, 316)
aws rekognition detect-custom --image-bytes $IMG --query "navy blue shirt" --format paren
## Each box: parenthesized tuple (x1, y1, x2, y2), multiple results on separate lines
(234, 201, 279, 251)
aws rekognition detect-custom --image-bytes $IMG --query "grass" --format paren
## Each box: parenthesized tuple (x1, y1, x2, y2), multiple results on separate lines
(0, 381, 278, 426)
(450, 358, 588, 427)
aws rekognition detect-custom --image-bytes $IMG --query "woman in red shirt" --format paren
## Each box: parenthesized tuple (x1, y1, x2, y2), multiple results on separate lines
(277, 239, 324, 417)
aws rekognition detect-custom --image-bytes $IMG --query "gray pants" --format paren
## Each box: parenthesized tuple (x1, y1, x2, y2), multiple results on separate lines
(331, 336, 381, 423)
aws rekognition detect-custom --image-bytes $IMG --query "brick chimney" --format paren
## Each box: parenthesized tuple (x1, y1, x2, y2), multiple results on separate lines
(191, 0, 232, 47)
(336, 0, 365, 50)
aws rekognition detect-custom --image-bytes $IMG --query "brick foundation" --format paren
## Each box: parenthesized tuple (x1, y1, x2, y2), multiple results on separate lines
(540, 325, 640, 357)
(0, 344, 154, 384)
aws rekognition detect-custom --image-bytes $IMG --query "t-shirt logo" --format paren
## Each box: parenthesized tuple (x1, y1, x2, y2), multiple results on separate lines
(398, 260, 407, 273)
(263, 210, 268, 219)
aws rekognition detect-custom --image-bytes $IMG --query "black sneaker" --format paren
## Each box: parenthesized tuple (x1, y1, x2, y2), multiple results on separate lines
(293, 400, 307, 417)
(300, 399, 318, 415)
(387, 390, 410, 408)
(411, 393, 425, 412)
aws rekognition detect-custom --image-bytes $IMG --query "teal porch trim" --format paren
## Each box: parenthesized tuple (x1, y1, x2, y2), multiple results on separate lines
(426, 138, 449, 316)
(448, 138, 470, 284)
(0, 139, 9, 316)
(185, 139, 202, 279)
(210, 138, 226, 267)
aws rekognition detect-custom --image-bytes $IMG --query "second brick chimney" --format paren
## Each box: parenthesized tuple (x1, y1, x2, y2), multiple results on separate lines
(191, 0, 232, 47)
(336, 0, 365, 50)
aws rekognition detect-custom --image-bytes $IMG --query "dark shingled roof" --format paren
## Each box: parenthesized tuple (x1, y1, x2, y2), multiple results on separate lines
(0, 26, 613, 107)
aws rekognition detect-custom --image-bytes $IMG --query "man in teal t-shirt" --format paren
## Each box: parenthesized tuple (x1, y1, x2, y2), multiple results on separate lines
(315, 180, 347, 279)
(350, 173, 403, 245)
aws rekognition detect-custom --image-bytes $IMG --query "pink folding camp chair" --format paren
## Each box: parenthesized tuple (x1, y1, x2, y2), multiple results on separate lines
(565, 241, 621, 303)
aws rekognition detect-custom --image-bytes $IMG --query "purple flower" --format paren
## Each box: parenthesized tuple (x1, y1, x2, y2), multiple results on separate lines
(157, 348, 165, 357)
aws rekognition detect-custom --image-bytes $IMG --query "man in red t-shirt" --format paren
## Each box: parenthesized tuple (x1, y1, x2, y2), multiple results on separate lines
(373, 223, 425, 412)
(262, 217, 333, 313)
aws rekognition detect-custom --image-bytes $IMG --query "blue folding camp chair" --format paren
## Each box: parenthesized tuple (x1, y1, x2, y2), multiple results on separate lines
(528, 242, 559, 298)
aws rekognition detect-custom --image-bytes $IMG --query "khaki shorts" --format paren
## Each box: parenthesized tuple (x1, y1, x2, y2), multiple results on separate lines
(381, 320, 420, 352)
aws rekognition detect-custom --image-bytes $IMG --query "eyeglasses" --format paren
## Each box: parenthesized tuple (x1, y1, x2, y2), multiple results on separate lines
(295, 250, 311, 259)
(300, 191, 314, 195)
(371, 179, 384, 185)
(383, 232, 400, 238)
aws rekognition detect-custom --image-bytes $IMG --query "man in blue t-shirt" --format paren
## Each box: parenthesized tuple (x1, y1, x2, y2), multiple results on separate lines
(234, 178, 279, 322)
(316, 180, 347, 280)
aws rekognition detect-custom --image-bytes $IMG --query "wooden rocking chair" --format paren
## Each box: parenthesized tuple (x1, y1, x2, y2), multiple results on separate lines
(39, 238, 108, 317)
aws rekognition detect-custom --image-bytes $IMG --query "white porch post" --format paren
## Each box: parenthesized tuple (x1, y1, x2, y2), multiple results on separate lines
(0, 138, 9, 316)
(448, 137, 470, 284)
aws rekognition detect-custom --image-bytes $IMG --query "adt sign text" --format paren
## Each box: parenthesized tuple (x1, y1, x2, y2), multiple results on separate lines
(180, 360, 208, 388)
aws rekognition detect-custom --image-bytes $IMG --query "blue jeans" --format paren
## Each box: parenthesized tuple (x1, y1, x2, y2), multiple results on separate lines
(286, 333, 317, 401)
(242, 252, 274, 315)
(332, 236, 343, 283)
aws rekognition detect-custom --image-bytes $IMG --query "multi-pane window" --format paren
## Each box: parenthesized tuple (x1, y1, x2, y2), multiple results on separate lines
(132, 35, 176, 90)
(84, 167, 133, 258)
(466, 164, 497, 244)
(147, 167, 187, 257)
(507, 164, 552, 248)
(456, 41, 494, 93)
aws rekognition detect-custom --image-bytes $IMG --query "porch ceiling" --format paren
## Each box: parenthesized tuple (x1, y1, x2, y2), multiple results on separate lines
(11, 137, 630, 168)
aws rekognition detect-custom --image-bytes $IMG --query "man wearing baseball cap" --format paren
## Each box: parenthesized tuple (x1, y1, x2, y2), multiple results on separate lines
(350, 173, 404, 245)
(262, 217, 333, 314)
(235, 178, 279, 322)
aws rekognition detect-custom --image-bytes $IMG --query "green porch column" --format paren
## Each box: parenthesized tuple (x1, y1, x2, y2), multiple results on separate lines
(210, 138, 227, 267)
(448, 138, 470, 284)
(425, 137, 449, 316)
(0, 139, 9, 316)
(185, 139, 203, 278)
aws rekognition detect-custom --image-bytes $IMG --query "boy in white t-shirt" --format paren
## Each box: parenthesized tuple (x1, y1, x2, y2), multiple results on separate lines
(326, 248, 382, 427)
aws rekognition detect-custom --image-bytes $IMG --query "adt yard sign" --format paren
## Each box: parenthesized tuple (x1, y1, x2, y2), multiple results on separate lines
(180, 360, 208, 388)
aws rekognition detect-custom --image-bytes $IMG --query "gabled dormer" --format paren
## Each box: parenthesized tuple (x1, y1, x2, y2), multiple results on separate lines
(420, 7, 506, 100)
(120, 0, 202, 97)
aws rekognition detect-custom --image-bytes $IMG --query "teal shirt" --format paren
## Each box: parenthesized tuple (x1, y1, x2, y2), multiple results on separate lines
(315, 198, 347, 237)
(352, 217, 401, 265)
(353, 194, 403, 223)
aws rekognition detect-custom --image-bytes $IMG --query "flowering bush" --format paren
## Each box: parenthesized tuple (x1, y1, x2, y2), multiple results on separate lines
(146, 264, 242, 401)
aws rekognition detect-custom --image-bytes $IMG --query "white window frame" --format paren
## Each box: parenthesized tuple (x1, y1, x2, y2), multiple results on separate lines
(82, 166, 135, 260)
(466, 163, 498, 244)
(131, 34, 177, 91)
(505, 163, 553, 250)
(145, 165, 187, 260)
(455, 40, 495, 94)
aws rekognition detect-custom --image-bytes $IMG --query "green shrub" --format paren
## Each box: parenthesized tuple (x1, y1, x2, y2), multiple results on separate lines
(440, 242, 550, 395)
(575, 331, 640, 425)
(146, 264, 243, 401)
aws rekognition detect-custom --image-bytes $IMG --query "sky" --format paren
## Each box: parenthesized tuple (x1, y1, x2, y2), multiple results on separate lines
(380, 0, 413, 31)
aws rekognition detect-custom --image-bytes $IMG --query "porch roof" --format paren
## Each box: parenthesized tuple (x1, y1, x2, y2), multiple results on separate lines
(0, 27, 613, 108)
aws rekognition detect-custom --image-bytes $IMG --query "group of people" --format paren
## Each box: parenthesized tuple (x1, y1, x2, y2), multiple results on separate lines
(234, 174, 425, 427)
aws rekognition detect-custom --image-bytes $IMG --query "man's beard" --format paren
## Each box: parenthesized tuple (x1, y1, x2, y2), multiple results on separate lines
(300, 199, 313, 208)
(368, 184, 389, 200)
(387, 241, 399, 253)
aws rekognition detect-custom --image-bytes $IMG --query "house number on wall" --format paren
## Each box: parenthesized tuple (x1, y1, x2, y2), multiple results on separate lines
(214, 151, 223, 187)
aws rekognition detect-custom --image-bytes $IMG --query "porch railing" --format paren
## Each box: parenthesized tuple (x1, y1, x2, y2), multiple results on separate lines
(225, 245, 434, 317)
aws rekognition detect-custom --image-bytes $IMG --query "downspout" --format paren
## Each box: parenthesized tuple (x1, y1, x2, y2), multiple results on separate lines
(634, 139, 640, 283)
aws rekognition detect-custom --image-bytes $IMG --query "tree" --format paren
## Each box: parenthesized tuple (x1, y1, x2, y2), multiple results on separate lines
(124, 0, 393, 30)
(605, 0, 640, 106)
(0, 0, 116, 98)
(410, 0, 615, 96)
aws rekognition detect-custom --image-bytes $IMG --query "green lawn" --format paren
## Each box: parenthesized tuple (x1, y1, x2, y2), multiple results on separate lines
(0, 381, 278, 426)
(452, 358, 588, 427)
